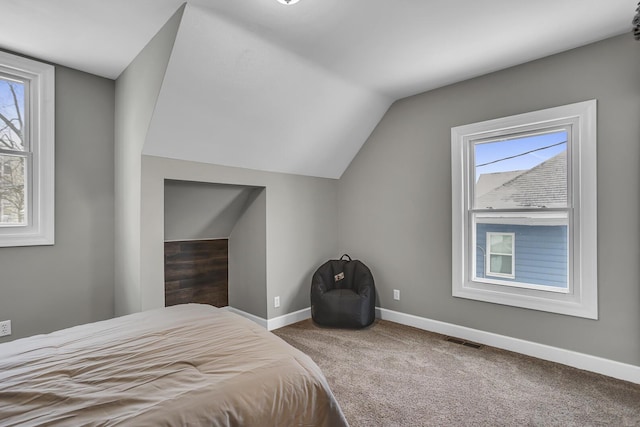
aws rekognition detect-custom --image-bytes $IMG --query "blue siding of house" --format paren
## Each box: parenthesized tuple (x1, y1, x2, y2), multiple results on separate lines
(475, 224, 568, 288)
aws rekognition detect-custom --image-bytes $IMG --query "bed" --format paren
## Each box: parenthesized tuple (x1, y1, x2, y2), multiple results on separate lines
(0, 304, 349, 426)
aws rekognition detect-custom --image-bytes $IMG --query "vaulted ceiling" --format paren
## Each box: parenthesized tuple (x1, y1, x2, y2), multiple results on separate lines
(2, 0, 635, 178)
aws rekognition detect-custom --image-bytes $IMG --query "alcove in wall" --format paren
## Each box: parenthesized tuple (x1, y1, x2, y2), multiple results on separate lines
(164, 179, 267, 318)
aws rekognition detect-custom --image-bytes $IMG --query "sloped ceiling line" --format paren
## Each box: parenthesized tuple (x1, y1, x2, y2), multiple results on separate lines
(143, 3, 391, 179)
(2, 1, 631, 179)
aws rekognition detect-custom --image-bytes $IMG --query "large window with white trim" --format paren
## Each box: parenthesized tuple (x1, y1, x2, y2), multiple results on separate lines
(0, 51, 54, 247)
(451, 100, 597, 319)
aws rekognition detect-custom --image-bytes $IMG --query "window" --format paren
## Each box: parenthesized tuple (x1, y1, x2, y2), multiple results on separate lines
(486, 232, 515, 279)
(0, 51, 54, 247)
(451, 100, 597, 319)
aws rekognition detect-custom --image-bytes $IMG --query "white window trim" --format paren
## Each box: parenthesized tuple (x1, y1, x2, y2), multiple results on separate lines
(451, 100, 597, 319)
(0, 51, 55, 247)
(485, 232, 515, 279)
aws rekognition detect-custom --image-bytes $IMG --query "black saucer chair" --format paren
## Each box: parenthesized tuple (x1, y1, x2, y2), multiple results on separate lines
(310, 254, 376, 328)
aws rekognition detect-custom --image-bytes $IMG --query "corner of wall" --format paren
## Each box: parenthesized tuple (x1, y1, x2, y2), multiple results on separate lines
(114, 4, 185, 315)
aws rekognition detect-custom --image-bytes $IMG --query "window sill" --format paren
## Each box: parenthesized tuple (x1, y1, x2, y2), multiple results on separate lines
(453, 281, 597, 319)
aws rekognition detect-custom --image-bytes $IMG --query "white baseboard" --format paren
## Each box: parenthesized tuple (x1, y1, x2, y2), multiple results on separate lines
(223, 306, 311, 331)
(224, 304, 639, 384)
(267, 307, 311, 331)
(376, 307, 640, 385)
(223, 306, 267, 329)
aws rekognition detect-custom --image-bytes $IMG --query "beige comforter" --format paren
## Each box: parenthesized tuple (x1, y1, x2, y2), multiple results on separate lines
(0, 304, 348, 426)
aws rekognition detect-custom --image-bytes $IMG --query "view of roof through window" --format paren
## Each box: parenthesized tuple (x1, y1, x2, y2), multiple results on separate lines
(474, 131, 568, 209)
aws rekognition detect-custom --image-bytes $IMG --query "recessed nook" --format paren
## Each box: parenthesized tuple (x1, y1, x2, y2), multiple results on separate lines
(163, 180, 266, 317)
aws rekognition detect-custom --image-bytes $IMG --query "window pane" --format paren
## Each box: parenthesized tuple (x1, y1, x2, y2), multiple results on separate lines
(490, 234, 512, 254)
(0, 154, 26, 225)
(490, 255, 512, 275)
(474, 131, 567, 209)
(474, 214, 568, 290)
(0, 77, 26, 152)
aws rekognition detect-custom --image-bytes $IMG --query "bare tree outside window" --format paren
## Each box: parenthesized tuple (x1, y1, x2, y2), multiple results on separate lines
(0, 78, 26, 224)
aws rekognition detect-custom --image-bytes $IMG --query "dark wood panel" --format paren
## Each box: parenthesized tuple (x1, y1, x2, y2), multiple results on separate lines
(164, 239, 228, 308)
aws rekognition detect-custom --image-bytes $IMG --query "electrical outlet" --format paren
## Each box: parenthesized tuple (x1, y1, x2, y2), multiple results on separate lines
(393, 289, 400, 301)
(274, 296, 280, 308)
(0, 320, 11, 337)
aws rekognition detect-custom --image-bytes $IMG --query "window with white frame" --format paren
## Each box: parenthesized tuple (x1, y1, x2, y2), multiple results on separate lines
(486, 232, 515, 279)
(0, 51, 54, 247)
(451, 100, 597, 319)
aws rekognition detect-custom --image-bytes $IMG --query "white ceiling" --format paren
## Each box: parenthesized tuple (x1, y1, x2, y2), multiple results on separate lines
(1, 0, 635, 178)
(143, 3, 390, 178)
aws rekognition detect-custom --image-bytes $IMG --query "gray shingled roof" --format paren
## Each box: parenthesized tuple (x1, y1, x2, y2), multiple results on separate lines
(475, 151, 567, 209)
(475, 170, 526, 197)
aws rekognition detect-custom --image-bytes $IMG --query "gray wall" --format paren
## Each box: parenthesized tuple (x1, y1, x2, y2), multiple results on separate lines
(141, 155, 338, 318)
(115, 2, 337, 320)
(229, 188, 267, 317)
(0, 63, 114, 342)
(114, 6, 183, 316)
(164, 180, 257, 241)
(338, 34, 640, 366)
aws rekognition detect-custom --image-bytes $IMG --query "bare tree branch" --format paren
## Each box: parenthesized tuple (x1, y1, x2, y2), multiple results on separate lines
(0, 158, 24, 223)
(0, 125, 21, 151)
(9, 84, 23, 132)
(0, 111, 21, 143)
(0, 81, 26, 223)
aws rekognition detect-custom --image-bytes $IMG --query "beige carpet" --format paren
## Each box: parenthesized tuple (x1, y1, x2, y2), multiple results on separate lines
(273, 319, 640, 427)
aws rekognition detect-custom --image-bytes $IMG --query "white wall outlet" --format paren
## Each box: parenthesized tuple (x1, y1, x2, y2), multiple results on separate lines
(393, 289, 400, 301)
(274, 296, 280, 308)
(0, 320, 11, 337)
